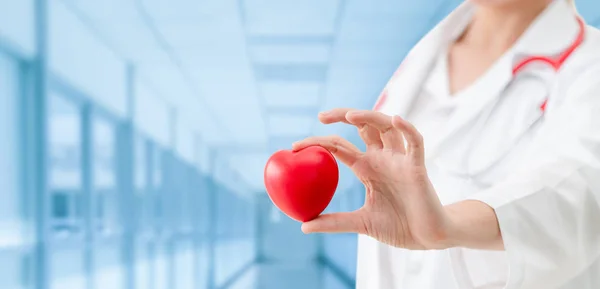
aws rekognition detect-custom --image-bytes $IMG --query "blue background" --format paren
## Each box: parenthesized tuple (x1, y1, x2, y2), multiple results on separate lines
(0, 0, 599, 288)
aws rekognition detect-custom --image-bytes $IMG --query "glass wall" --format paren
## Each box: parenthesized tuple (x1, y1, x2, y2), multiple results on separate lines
(7, 0, 599, 288)
(47, 90, 86, 289)
(48, 91, 83, 237)
(0, 48, 33, 289)
(91, 114, 119, 236)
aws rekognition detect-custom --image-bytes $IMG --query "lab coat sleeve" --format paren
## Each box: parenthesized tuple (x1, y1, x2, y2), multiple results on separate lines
(467, 64, 600, 289)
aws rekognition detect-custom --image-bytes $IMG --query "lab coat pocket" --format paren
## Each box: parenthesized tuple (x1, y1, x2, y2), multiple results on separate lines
(467, 76, 549, 181)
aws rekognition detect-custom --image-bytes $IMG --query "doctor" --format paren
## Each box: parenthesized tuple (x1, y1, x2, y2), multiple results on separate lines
(293, 0, 600, 288)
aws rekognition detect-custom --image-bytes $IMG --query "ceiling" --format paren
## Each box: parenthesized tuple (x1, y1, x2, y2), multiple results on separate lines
(61, 0, 459, 191)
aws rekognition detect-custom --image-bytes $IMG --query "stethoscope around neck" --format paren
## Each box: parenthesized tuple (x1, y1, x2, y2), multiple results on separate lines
(430, 17, 586, 188)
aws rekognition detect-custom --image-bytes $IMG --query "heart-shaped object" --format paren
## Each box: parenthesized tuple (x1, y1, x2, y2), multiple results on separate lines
(264, 145, 339, 222)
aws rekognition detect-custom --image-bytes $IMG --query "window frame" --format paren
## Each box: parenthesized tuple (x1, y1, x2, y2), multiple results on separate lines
(89, 106, 122, 240)
(46, 75, 87, 243)
(0, 43, 37, 289)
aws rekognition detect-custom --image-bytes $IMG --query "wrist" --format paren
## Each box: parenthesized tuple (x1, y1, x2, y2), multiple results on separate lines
(441, 203, 466, 249)
(415, 204, 463, 250)
(441, 200, 503, 250)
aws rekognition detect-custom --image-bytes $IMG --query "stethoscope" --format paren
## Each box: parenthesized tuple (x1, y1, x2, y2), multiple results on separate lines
(432, 17, 586, 188)
(446, 16, 587, 289)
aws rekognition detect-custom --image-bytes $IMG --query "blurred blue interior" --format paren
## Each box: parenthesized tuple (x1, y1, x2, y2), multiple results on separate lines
(1, 0, 599, 289)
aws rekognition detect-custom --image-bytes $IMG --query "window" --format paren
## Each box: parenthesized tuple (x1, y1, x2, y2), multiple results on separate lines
(179, 163, 193, 233)
(0, 49, 33, 289)
(197, 175, 210, 236)
(151, 145, 164, 234)
(92, 245, 125, 289)
(174, 241, 194, 289)
(134, 135, 152, 235)
(134, 241, 152, 289)
(154, 245, 169, 289)
(134, 137, 153, 289)
(50, 247, 86, 289)
(48, 91, 83, 235)
(169, 158, 183, 232)
(91, 114, 120, 236)
(0, 51, 26, 245)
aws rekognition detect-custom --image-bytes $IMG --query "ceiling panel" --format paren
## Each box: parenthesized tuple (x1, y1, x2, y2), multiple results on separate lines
(255, 64, 329, 82)
(67, 0, 140, 22)
(332, 43, 409, 65)
(139, 65, 229, 144)
(344, 0, 445, 18)
(344, 0, 407, 16)
(261, 81, 321, 108)
(191, 67, 267, 144)
(141, 0, 239, 23)
(65, 0, 457, 192)
(337, 16, 426, 44)
(67, 0, 160, 61)
(157, 18, 245, 49)
(248, 35, 334, 45)
(244, 0, 341, 36)
(337, 0, 456, 45)
(175, 46, 249, 67)
(268, 115, 313, 136)
(127, 47, 172, 66)
(323, 66, 394, 108)
(250, 43, 331, 65)
(68, 0, 232, 144)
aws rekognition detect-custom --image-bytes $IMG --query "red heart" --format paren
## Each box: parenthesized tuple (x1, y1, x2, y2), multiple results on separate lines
(264, 145, 339, 222)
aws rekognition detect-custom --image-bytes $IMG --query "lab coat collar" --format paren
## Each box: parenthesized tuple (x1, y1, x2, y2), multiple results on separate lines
(391, 0, 580, 155)
(423, 0, 581, 167)
(381, 1, 474, 118)
(512, 0, 581, 60)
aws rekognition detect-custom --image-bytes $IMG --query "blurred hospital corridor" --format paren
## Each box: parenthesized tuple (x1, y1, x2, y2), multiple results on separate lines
(1, 0, 600, 288)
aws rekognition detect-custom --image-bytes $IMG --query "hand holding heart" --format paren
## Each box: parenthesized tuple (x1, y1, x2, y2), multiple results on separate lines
(293, 109, 452, 250)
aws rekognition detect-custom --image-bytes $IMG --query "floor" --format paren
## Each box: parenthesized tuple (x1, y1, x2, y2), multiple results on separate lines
(227, 261, 352, 289)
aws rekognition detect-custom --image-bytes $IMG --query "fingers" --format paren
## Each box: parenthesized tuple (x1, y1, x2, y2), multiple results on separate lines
(292, 135, 362, 167)
(319, 108, 383, 151)
(356, 123, 384, 151)
(318, 108, 355, 124)
(318, 109, 421, 156)
(346, 111, 405, 153)
(392, 116, 424, 162)
(301, 211, 367, 234)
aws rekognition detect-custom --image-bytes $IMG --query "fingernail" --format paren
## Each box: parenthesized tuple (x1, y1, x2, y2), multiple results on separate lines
(318, 111, 328, 116)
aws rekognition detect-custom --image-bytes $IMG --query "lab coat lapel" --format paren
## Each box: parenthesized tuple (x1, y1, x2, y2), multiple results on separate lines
(378, 2, 475, 118)
(465, 0, 583, 174)
(379, 34, 440, 118)
(426, 61, 513, 160)
(427, 0, 583, 170)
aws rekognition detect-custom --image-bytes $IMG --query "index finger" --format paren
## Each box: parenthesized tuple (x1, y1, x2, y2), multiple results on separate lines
(345, 110, 393, 131)
(318, 108, 357, 124)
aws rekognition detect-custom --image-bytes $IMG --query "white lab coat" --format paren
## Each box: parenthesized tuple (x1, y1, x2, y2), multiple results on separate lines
(357, 0, 600, 288)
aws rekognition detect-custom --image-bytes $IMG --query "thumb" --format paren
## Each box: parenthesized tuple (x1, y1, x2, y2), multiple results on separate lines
(301, 211, 367, 234)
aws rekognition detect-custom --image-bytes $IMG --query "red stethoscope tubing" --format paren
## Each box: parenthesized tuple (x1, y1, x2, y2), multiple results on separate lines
(375, 17, 586, 113)
(513, 17, 585, 112)
(512, 17, 585, 75)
